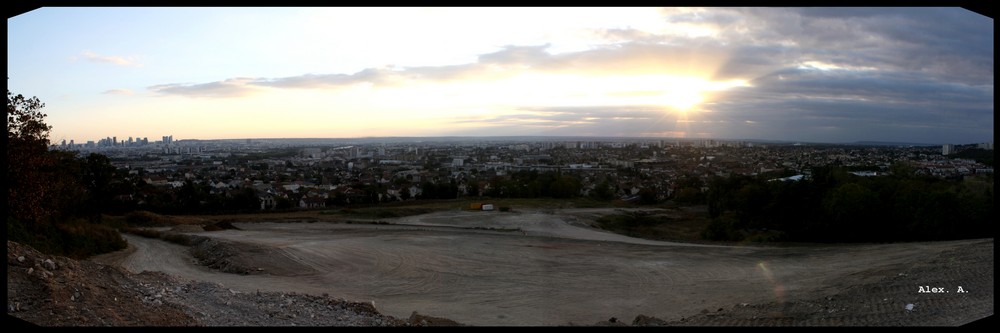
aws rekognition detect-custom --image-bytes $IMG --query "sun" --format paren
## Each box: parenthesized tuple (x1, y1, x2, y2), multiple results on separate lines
(657, 77, 750, 114)
(663, 89, 704, 112)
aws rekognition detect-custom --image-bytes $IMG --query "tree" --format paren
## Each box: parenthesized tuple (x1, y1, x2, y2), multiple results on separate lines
(7, 89, 125, 257)
(80, 153, 119, 218)
(819, 182, 879, 241)
(8, 90, 54, 224)
(591, 181, 615, 201)
(889, 161, 917, 179)
(400, 186, 412, 200)
(7, 90, 51, 144)
(638, 187, 658, 204)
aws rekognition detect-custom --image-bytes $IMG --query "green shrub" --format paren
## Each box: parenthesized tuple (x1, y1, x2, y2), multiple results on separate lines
(56, 219, 127, 259)
(9, 217, 126, 259)
(701, 213, 742, 242)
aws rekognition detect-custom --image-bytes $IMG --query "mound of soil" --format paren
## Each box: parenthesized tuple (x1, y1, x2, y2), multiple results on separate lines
(188, 237, 316, 277)
(202, 221, 241, 232)
(7, 241, 197, 326)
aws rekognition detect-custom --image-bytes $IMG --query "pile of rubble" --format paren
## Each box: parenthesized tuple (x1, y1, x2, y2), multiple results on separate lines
(6, 241, 459, 326)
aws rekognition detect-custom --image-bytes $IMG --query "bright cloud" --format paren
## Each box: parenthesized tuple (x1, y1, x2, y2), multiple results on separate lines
(102, 89, 133, 95)
(149, 78, 260, 98)
(79, 50, 142, 67)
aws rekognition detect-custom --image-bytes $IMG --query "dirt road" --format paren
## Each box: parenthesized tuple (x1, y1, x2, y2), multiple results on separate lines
(112, 209, 993, 326)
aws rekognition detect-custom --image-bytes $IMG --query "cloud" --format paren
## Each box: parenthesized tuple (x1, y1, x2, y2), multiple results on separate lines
(596, 28, 663, 44)
(149, 78, 259, 98)
(80, 50, 142, 67)
(445, 105, 679, 137)
(717, 8, 993, 86)
(102, 89, 133, 95)
(477, 44, 552, 67)
(139, 8, 991, 142)
(251, 45, 559, 91)
(150, 42, 740, 98)
(434, 42, 990, 143)
(703, 65, 994, 144)
(252, 64, 485, 89)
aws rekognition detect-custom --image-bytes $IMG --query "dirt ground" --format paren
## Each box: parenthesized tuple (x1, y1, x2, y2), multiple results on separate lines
(8, 240, 455, 327)
(83, 208, 993, 326)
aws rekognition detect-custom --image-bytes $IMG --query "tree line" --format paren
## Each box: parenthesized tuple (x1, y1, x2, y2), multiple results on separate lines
(702, 164, 994, 243)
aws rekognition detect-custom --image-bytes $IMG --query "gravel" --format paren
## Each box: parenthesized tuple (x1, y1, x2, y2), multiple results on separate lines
(7, 240, 451, 326)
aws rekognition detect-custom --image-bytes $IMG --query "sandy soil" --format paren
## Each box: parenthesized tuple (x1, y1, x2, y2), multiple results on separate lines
(104, 208, 993, 326)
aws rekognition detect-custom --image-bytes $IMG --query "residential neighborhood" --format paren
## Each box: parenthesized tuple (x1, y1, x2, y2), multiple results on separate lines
(52, 136, 994, 213)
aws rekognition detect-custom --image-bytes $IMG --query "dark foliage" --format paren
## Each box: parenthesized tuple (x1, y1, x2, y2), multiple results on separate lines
(951, 148, 993, 167)
(7, 90, 126, 258)
(484, 170, 582, 199)
(702, 166, 993, 243)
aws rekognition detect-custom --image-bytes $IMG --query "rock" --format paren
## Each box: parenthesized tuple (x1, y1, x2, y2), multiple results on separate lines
(632, 314, 668, 326)
(44, 259, 57, 270)
(408, 311, 463, 326)
(27, 267, 33, 275)
(17, 255, 25, 263)
(594, 316, 627, 326)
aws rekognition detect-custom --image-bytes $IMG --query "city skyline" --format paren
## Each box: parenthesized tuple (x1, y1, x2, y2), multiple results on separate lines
(8, 7, 994, 145)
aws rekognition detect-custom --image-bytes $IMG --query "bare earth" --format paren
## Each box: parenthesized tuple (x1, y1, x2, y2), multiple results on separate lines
(77, 208, 993, 326)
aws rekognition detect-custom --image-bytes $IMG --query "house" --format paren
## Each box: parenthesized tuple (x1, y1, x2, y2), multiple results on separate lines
(144, 175, 169, 187)
(259, 193, 276, 210)
(299, 197, 326, 209)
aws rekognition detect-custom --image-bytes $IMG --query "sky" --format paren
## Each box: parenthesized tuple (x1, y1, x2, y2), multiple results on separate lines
(7, 7, 994, 145)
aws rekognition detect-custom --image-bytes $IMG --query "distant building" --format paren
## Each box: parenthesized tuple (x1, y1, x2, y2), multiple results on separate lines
(942, 144, 955, 155)
(768, 174, 805, 182)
